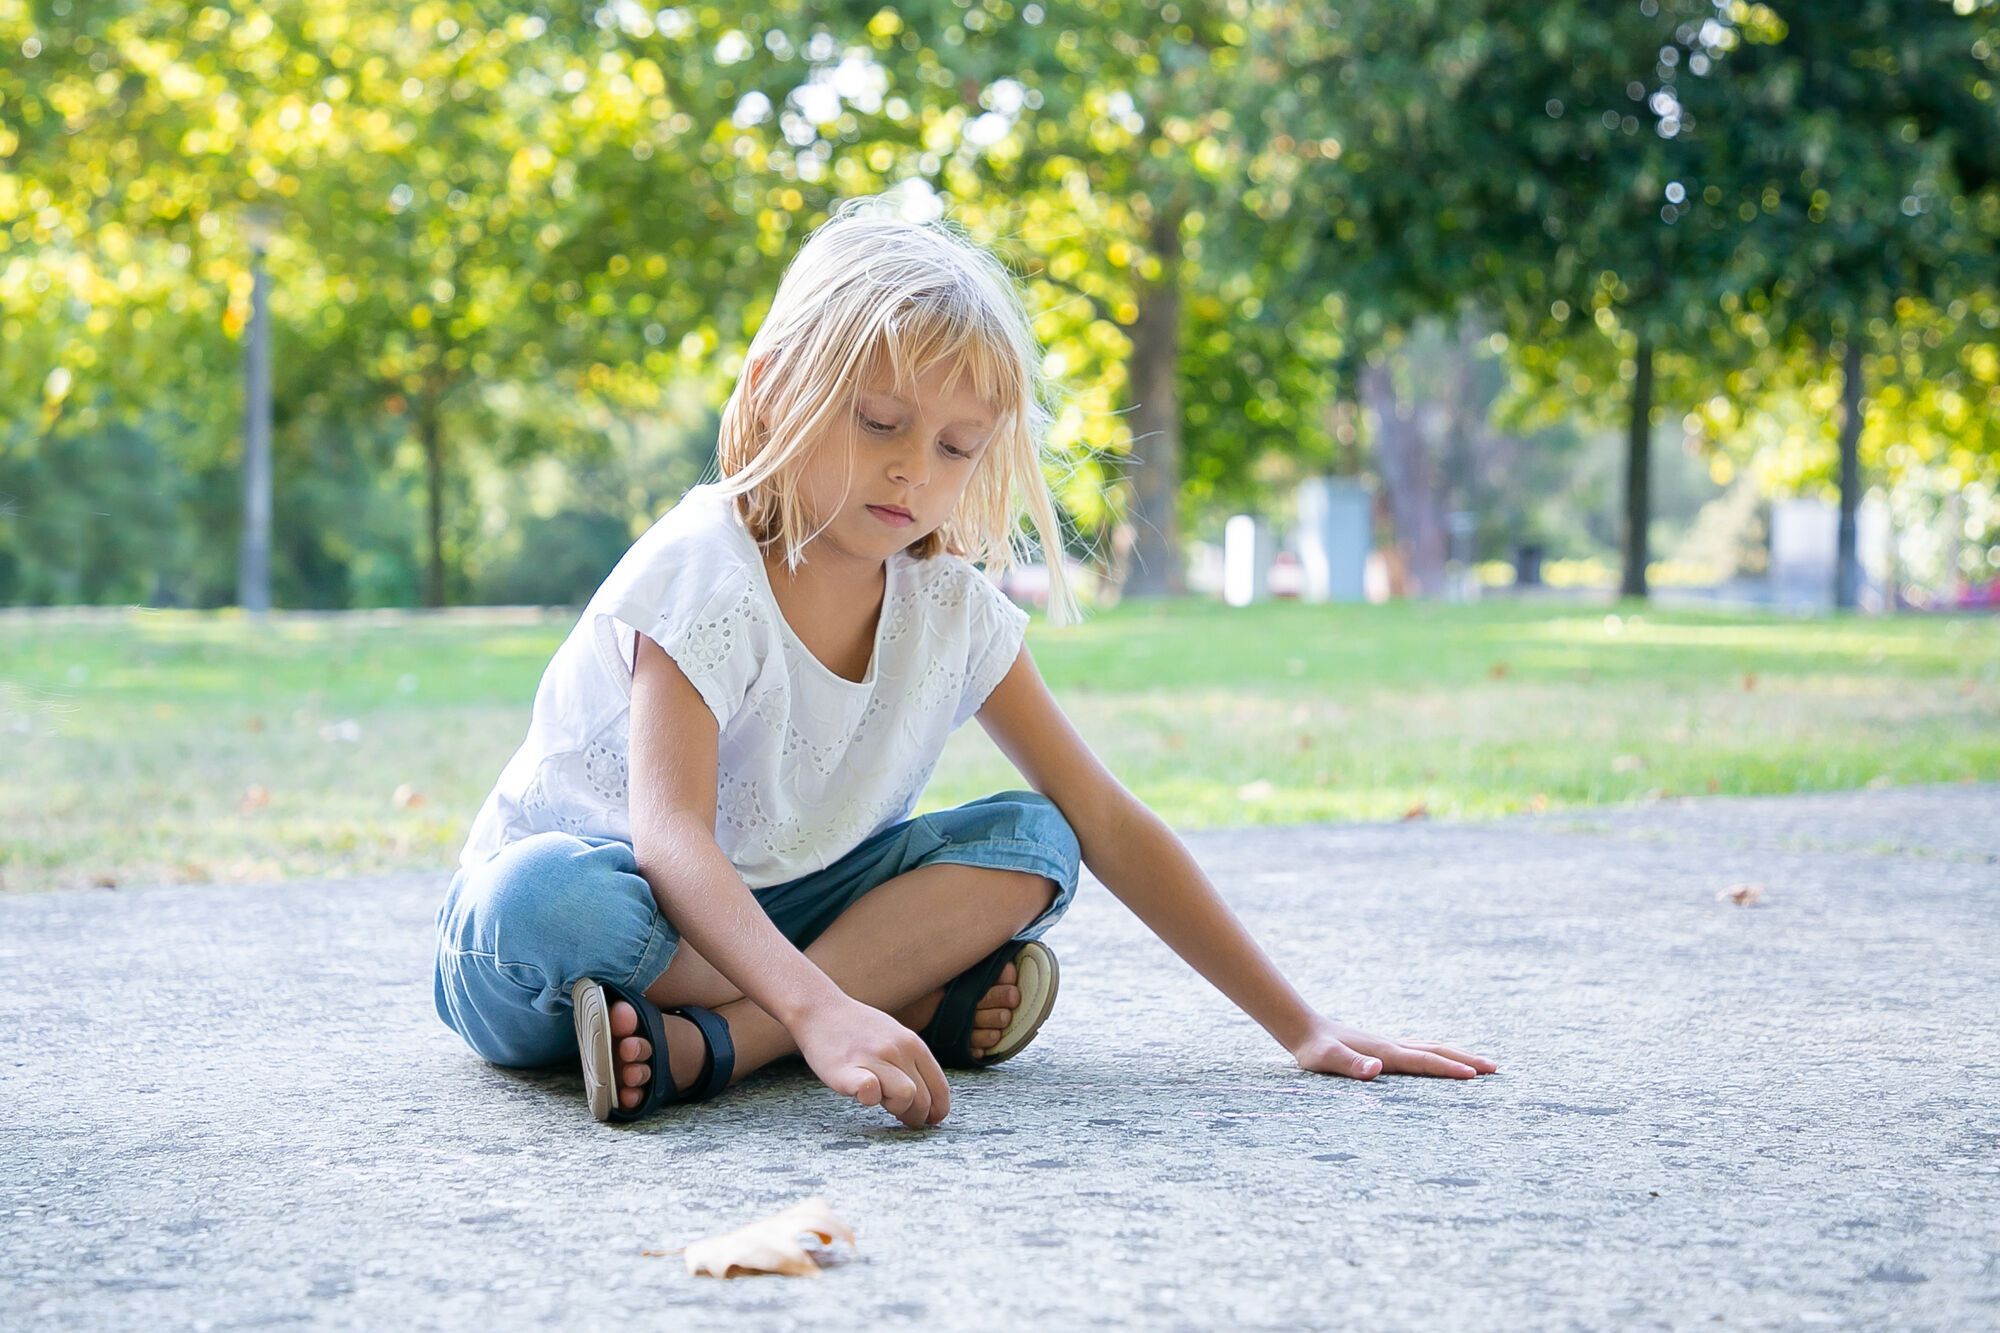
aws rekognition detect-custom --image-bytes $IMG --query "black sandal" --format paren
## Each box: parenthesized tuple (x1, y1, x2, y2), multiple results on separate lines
(570, 977, 734, 1123)
(918, 939, 1060, 1069)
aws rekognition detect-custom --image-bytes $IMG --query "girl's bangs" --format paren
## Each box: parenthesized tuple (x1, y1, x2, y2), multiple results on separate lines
(861, 298, 1022, 421)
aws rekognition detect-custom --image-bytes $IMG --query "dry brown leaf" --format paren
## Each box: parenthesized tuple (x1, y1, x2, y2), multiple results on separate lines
(1489, 662, 1510, 679)
(1742, 672, 1758, 691)
(1401, 801, 1429, 822)
(1719, 882, 1765, 906)
(245, 714, 266, 732)
(651, 1197, 857, 1279)
(239, 784, 271, 813)
(392, 783, 427, 810)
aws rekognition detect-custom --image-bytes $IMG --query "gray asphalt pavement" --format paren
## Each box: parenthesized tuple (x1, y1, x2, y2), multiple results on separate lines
(3, 783, 1996, 1330)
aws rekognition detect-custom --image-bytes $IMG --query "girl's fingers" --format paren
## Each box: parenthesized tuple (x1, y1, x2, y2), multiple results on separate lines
(1390, 1046, 1478, 1078)
(878, 1065, 925, 1126)
(1334, 1041, 1379, 1078)
(1402, 1041, 1498, 1073)
(912, 1048, 951, 1125)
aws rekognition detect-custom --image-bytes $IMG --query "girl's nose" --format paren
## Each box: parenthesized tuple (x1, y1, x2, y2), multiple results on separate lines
(890, 445, 928, 487)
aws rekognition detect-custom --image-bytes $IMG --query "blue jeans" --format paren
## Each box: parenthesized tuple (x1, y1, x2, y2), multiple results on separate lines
(433, 789, 1082, 1068)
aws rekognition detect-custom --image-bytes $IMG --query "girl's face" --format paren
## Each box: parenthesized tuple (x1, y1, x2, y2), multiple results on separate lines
(780, 356, 998, 568)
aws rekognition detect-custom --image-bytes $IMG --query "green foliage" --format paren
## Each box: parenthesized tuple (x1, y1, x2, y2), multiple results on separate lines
(905, 1, 1337, 547)
(472, 509, 632, 607)
(2, 0, 1996, 606)
(1, 0, 846, 605)
(1677, 3, 2000, 579)
(0, 416, 211, 604)
(1264, 0, 1998, 589)
(1695, 1, 1999, 337)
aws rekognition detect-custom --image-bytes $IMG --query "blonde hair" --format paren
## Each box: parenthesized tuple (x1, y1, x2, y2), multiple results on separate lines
(707, 194, 1083, 628)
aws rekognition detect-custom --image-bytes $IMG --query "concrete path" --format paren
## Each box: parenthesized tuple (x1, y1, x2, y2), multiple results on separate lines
(4, 784, 1996, 1330)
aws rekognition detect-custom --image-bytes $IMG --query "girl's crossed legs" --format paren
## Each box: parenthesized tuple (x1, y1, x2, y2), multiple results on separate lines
(433, 790, 1082, 1109)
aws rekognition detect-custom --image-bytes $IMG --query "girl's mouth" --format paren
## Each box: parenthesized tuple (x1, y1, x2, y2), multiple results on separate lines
(867, 505, 914, 527)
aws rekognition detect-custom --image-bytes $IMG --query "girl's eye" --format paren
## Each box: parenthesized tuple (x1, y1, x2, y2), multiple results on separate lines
(860, 407, 972, 458)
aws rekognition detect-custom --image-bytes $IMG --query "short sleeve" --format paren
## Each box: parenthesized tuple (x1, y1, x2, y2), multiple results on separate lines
(591, 561, 765, 734)
(952, 569, 1031, 729)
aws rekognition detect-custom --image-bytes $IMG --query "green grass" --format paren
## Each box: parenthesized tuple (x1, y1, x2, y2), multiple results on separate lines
(2, 599, 1995, 894)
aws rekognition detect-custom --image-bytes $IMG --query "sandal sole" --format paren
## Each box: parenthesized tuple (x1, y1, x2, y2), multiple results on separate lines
(570, 978, 617, 1124)
(980, 941, 1059, 1065)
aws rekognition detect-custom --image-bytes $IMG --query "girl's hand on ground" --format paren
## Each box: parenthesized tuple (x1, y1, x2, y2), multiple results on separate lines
(793, 996, 951, 1128)
(1290, 1018, 1498, 1081)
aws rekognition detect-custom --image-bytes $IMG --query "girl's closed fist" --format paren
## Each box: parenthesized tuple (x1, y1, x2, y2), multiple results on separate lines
(793, 995, 952, 1127)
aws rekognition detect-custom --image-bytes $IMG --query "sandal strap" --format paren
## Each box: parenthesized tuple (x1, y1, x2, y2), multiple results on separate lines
(596, 978, 678, 1121)
(920, 939, 1025, 1068)
(668, 1005, 736, 1103)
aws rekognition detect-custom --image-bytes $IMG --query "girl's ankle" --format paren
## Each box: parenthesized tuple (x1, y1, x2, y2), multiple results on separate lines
(895, 987, 948, 1032)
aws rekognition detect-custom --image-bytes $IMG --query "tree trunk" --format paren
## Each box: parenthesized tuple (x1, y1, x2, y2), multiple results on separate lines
(418, 392, 446, 609)
(1621, 335, 1654, 601)
(237, 252, 273, 615)
(1360, 354, 1448, 596)
(1329, 353, 1364, 477)
(1835, 334, 1864, 610)
(1119, 207, 1187, 599)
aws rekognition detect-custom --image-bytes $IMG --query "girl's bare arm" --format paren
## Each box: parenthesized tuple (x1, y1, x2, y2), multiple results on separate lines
(974, 645, 1497, 1081)
(627, 632, 950, 1124)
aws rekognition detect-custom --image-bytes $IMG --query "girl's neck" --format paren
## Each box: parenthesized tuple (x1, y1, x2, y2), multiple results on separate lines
(760, 541, 889, 603)
(758, 541, 892, 685)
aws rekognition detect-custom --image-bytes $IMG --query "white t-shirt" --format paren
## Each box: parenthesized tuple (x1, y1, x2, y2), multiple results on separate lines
(456, 481, 1031, 889)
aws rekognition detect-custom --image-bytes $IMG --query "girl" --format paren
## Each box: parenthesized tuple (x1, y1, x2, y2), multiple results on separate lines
(433, 195, 1496, 1129)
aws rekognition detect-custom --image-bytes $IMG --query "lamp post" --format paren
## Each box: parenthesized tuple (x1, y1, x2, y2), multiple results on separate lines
(237, 205, 279, 616)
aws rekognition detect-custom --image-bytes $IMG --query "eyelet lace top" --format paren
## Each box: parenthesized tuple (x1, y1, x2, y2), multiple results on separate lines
(456, 481, 1029, 889)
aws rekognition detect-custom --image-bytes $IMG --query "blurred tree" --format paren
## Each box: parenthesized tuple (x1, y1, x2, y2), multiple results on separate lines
(1281, 0, 1766, 600)
(887, 0, 1341, 597)
(1675, 0, 2000, 605)
(0, 1, 809, 606)
(9, 0, 1995, 613)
